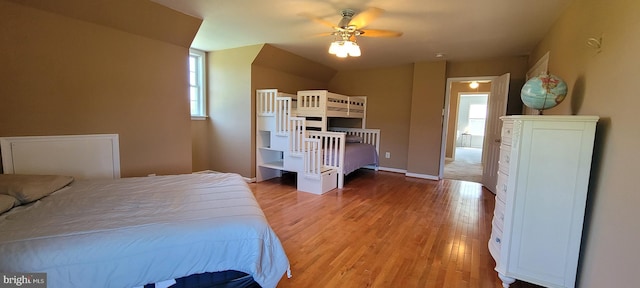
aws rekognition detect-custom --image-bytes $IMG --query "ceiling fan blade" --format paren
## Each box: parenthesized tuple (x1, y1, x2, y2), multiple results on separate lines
(310, 32, 335, 38)
(348, 7, 384, 29)
(298, 12, 338, 29)
(359, 29, 403, 38)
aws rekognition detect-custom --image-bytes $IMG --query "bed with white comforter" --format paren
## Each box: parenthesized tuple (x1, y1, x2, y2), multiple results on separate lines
(0, 173, 289, 288)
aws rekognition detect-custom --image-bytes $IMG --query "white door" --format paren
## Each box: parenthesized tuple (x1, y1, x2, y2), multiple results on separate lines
(481, 73, 510, 193)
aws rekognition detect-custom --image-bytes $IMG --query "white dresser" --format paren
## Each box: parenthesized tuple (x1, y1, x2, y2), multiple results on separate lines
(489, 115, 598, 288)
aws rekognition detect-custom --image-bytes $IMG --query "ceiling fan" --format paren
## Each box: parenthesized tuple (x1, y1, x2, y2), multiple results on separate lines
(302, 8, 403, 57)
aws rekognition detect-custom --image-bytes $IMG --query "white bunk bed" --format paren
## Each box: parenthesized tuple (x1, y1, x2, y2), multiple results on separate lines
(256, 89, 380, 194)
(296, 90, 367, 131)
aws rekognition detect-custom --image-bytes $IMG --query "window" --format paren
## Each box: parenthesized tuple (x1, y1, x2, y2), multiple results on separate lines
(467, 104, 487, 136)
(189, 49, 206, 119)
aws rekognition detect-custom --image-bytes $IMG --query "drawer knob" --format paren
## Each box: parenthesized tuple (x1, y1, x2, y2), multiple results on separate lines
(496, 237, 501, 243)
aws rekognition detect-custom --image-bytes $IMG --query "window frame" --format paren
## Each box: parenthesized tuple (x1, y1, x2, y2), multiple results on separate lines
(189, 48, 207, 120)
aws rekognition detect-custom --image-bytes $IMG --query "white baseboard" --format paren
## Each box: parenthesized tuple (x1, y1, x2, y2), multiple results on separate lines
(405, 172, 439, 180)
(377, 166, 407, 174)
(377, 167, 440, 180)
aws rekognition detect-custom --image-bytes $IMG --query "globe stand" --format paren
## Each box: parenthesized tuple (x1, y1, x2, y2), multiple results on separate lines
(538, 97, 548, 115)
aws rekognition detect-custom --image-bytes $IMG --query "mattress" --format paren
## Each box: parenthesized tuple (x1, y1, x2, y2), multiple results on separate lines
(342, 143, 379, 175)
(0, 173, 289, 288)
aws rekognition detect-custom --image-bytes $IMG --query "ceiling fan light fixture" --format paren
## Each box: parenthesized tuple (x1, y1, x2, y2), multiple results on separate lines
(329, 40, 360, 58)
(310, 7, 402, 59)
(336, 47, 349, 58)
(328, 41, 341, 55)
(348, 42, 361, 57)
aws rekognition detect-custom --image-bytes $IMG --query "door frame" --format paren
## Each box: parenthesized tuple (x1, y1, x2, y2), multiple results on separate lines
(439, 76, 497, 179)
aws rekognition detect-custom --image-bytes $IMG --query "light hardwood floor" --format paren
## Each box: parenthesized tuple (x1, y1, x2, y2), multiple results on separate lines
(250, 170, 542, 288)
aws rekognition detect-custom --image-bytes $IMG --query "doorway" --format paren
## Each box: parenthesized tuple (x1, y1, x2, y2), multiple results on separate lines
(445, 92, 488, 183)
(439, 78, 493, 183)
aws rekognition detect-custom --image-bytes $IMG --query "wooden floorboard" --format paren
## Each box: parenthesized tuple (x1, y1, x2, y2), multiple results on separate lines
(250, 170, 542, 288)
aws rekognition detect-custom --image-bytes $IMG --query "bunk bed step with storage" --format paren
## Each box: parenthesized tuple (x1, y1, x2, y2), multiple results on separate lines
(269, 133, 289, 151)
(297, 168, 337, 195)
(257, 165, 281, 182)
(283, 153, 304, 172)
(257, 116, 275, 131)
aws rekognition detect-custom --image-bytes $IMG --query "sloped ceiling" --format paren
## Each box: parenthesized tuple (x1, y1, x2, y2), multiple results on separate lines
(151, 0, 572, 70)
(9, 0, 202, 48)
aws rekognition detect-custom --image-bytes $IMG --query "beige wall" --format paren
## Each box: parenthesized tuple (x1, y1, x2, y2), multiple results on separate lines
(0, 0, 200, 176)
(528, 0, 640, 286)
(405, 61, 448, 176)
(191, 119, 210, 172)
(329, 65, 415, 170)
(206, 45, 262, 177)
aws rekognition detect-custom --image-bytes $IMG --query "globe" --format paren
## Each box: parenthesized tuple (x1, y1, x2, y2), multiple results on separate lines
(521, 73, 567, 113)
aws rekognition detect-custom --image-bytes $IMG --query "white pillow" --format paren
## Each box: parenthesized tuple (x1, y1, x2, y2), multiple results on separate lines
(0, 174, 74, 204)
(0, 194, 20, 214)
(346, 135, 363, 143)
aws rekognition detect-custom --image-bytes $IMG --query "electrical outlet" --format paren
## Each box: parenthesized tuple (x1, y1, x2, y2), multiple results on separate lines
(385, 152, 391, 159)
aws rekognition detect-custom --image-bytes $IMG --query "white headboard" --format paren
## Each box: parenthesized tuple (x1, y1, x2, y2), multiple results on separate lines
(0, 134, 121, 179)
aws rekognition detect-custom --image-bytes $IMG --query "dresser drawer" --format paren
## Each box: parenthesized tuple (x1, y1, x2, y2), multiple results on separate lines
(489, 225, 503, 261)
(501, 121, 514, 146)
(493, 198, 506, 231)
(496, 172, 508, 203)
(498, 145, 511, 174)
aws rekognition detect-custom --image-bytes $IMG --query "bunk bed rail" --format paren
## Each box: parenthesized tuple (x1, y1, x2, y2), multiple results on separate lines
(257, 89, 278, 116)
(289, 117, 306, 157)
(257, 89, 296, 117)
(303, 138, 322, 179)
(327, 95, 366, 119)
(297, 90, 367, 120)
(297, 91, 326, 115)
(306, 131, 346, 186)
(329, 127, 381, 155)
(275, 96, 292, 136)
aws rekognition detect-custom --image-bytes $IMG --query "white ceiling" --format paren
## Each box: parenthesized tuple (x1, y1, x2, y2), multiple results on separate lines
(151, 0, 572, 70)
